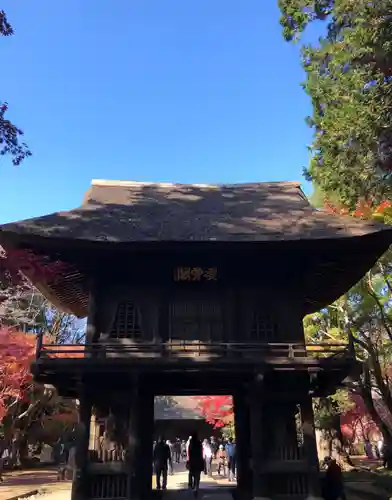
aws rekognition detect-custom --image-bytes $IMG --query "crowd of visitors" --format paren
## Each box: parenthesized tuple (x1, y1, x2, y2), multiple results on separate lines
(152, 436, 349, 500)
(152, 434, 236, 495)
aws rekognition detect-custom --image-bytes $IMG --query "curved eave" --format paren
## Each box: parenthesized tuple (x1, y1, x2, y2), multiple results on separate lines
(33, 281, 85, 318)
(0, 236, 88, 318)
(303, 230, 392, 314)
(0, 226, 391, 318)
(0, 222, 391, 250)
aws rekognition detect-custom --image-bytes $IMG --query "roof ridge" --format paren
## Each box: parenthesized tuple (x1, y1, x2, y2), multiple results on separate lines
(90, 179, 302, 188)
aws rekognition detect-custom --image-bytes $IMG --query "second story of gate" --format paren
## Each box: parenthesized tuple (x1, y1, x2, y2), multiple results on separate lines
(80, 276, 306, 359)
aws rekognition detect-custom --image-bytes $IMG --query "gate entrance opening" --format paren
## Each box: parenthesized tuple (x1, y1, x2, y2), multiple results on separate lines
(153, 395, 232, 491)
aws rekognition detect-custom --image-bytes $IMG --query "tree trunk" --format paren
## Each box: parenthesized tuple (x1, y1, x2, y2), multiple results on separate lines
(317, 413, 354, 470)
(321, 428, 354, 470)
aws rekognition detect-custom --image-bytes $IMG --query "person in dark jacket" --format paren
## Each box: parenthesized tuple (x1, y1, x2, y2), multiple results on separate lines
(382, 442, 391, 468)
(226, 437, 236, 481)
(187, 432, 204, 497)
(153, 436, 172, 490)
(322, 457, 346, 500)
(173, 438, 181, 463)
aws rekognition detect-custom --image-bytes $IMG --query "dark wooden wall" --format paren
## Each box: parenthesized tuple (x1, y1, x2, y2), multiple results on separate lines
(89, 279, 306, 347)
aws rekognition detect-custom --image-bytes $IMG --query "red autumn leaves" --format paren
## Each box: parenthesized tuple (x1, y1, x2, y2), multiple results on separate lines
(192, 395, 233, 428)
(340, 394, 387, 442)
(324, 198, 392, 219)
(0, 328, 35, 420)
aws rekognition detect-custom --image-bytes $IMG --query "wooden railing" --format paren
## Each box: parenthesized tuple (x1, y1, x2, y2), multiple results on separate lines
(35, 338, 351, 361)
(89, 448, 126, 463)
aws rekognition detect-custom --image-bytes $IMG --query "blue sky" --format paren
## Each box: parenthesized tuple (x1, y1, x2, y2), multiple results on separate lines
(0, 0, 321, 224)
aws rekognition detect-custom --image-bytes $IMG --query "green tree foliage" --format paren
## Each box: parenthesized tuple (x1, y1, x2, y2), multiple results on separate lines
(304, 253, 392, 463)
(304, 308, 355, 463)
(0, 10, 31, 165)
(278, 0, 392, 208)
(313, 391, 354, 463)
(302, 201, 392, 463)
(312, 390, 353, 432)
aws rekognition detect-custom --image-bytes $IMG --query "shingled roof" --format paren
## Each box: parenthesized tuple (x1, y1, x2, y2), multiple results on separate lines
(1, 179, 391, 317)
(0, 179, 389, 243)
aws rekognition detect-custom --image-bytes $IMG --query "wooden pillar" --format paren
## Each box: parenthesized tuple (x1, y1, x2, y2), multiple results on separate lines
(125, 376, 154, 500)
(300, 396, 322, 500)
(71, 388, 92, 500)
(86, 280, 99, 344)
(85, 280, 103, 363)
(137, 391, 154, 498)
(234, 391, 252, 500)
(248, 378, 269, 500)
(126, 379, 140, 500)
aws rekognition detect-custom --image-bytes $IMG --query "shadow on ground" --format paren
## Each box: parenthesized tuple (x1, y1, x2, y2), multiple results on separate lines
(3, 469, 62, 486)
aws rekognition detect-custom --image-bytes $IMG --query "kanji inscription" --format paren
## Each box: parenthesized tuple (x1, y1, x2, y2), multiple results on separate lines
(174, 267, 218, 282)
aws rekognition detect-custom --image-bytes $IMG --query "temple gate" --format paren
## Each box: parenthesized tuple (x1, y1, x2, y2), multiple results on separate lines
(1, 179, 391, 500)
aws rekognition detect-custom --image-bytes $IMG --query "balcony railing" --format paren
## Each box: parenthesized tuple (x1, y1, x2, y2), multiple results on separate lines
(35, 337, 351, 362)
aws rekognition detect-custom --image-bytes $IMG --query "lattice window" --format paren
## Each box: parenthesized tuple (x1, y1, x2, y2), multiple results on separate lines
(170, 298, 223, 341)
(109, 302, 142, 339)
(250, 309, 276, 341)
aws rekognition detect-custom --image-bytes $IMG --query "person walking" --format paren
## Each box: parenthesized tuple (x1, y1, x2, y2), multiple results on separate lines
(181, 440, 187, 460)
(226, 437, 236, 481)
(202, 439, 213, 477)
(166, 440, 174, 474)
(377, 438, 384, 459)
(217, 444, 228, 477)
(364, 439, 374, 459)
(174, 438, 181, 463)
(187, 432, 204, 497)
(153, 436, 172, 490)
(210, 436, 218, 459)
(322, 457, 346, 500)
(383, 441, 391, 468)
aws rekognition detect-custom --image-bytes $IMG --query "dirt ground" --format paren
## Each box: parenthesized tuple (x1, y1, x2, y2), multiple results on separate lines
(2, 458, 391, 500)
(1, 469, 71, 500)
